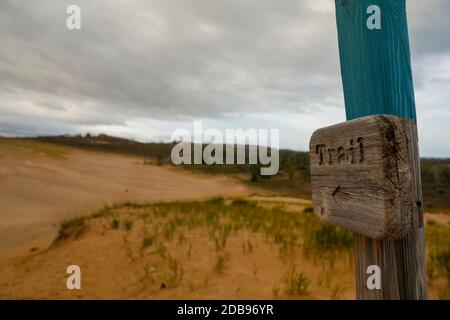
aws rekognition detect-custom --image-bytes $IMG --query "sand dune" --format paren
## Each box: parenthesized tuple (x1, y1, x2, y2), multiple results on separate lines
(1, 139, 447, 300)
(0, 139, 249, 259)
(1, 197, 356, 300)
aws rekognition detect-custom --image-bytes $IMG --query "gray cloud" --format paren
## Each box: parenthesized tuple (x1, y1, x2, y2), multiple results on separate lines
(0, 1, 340, 121)
(0, 0, 450, 156)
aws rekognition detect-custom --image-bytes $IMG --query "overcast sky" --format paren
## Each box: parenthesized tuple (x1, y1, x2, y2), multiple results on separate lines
(0, 0, 449, 157)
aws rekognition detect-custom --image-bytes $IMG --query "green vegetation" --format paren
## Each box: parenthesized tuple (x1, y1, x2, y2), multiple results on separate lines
(142, 235, 156, 249)
(110, 218, 120, 229)
(112, 199, 352, 262)
(214, 251, 229, 274)
(426, 222, 450, 299)
(421, 159, 450, 212)
(281, 264, 310, 296)
(308, 224, 354, 252)
(54, 216, 86, 244)
(437, 252, 450, 283)
(56, 197, 354, 296)
(123, 220, 133, 231)
(162, 258, 184, 289)
(55, 197, 450, 298)
(91, 206, 113, 219)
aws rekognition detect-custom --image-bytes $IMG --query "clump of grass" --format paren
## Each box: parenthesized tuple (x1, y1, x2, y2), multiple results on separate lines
(303, 207, 314, 214)
(163, 218, 177, 240)
(177, 232, 185, 245)
(91, 205, 113, 219)
(436, 252, 450, 284)
(208, 196, 224, 205)
(272, 285, 280, 298)
(61, 216, 85, 231)
(212, 224, 232, 251)
(427, 219, 437, 226)
(142, 235, 156, 249)
(121, 201, 148, 209)
(320, 252, 337, 288)
(426, 223, 450, 287)
(214, 251, 229, 274)
(231, 198, 256, 207)
(153, 206, 169, 218)
(110, 218, 120, 229)
(281, 264, 310, 296)
(313, 225, 353, 251)
(330, 283, 346, 300)
(302, 222, 353, 259)
(242, 239, 253, 253)
(161, 259, 184, 289)
(157, 242, 167, 259)
(205, 210, 220, 226)
(123, 220, 133, 231)
(252, 261, 258, 277)
(53, 216, 86, 244)
(122, 235, 136, 261)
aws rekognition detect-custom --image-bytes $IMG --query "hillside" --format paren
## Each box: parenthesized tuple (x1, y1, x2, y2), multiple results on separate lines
(35, 134, 450, 213)
(0, 136, 448, 300)
(0, 137, 249, 258)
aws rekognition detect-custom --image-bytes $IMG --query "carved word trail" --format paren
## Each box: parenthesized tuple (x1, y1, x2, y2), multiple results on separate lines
(315, 138, 364, 166)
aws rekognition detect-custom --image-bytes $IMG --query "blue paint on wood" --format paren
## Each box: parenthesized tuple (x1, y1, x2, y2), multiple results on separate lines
(335, 0, 417, 123)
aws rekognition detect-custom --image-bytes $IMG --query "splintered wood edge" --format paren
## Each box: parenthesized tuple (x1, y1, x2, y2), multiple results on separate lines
(377, 115, 415, 239)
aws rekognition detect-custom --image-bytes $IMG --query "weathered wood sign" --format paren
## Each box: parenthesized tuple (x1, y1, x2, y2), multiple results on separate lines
(310, 115, 418, 240)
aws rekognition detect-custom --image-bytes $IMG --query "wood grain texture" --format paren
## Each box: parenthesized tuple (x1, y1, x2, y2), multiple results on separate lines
(355, 123, 427, 299)
(310, 115, 417, 240)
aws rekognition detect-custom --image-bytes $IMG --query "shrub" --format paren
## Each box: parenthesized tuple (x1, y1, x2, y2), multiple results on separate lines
(437, 252, 450, 283)
(142, 235, 156, 249)
(53, 216, 86, 245)
(214, 252, 229, 273)
(282, 264, 310, 296)
(303, 207, 314, 214)
(110, 218, 120, 229)
(123, 220, 133, 231)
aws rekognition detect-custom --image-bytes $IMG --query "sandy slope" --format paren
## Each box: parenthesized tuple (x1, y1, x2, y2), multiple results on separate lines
(1, 139, 447, 300)
(0, 139, 249, 259)
(0, 196, 358, 300)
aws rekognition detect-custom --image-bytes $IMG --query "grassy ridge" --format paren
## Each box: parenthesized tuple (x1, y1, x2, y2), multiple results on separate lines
(33, 134, 450, 212)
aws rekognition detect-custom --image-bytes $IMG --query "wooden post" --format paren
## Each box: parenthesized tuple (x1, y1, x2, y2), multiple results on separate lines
(331, 0, 426, 299)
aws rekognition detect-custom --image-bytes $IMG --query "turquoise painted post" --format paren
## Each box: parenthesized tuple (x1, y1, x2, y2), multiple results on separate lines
(334, 0, 427, 299)
(336, 0, 416, 123)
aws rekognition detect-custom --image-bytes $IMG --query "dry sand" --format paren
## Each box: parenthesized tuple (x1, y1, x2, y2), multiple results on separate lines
(0, 139, 447, 300)
(0, 197, 358, 300)
(0, 139, 248, 260)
